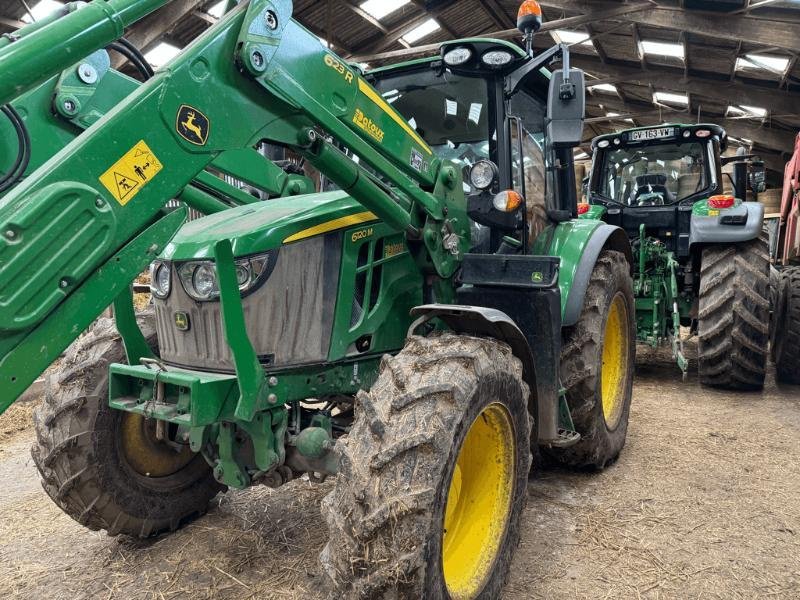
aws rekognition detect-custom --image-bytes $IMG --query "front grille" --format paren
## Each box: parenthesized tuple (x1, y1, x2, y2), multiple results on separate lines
(155, 234, 341, 372)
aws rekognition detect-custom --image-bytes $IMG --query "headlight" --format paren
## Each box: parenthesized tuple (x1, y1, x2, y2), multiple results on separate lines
(443, 47, 472, 66)
(193, 264, 217, 299)
(177, 250, 277, 302)
(469, 160, 498, 190)
(482, 50, 514, 67)
(150, 261, 171, 299)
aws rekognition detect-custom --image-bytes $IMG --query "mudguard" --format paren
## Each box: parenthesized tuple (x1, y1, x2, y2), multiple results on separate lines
(689, 201, 763, 247)
(558, 222, 632, 327)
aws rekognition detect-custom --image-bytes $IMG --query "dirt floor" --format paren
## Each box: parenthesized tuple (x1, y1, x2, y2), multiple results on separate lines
(1, 341, 799, 599)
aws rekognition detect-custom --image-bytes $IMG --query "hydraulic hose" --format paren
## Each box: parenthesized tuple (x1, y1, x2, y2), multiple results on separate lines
(0, 104, 31, 193)
(106, 37, 153, 80)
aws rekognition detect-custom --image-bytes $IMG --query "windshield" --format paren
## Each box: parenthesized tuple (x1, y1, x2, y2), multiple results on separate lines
(371, 69, 491, 194)
(595, 142, 710, 206)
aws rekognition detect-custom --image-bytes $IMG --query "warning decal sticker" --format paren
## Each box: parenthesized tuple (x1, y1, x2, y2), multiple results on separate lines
(99, 140, 163, 206)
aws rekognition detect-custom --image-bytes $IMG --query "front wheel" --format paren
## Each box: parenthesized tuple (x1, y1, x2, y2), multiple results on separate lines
(546, 249, 636, 470)
(321, 334, 531, 599)
(31, 316, 223, 538)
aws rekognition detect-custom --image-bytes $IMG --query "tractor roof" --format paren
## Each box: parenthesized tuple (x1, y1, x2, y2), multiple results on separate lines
(362, 38, 532, 77)
(591, 123, 728, 152)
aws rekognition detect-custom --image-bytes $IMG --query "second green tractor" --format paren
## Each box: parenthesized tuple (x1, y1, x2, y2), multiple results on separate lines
(584, 123, 772, 389)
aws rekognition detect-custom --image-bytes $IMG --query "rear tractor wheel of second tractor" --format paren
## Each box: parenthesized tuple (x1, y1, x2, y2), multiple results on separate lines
(321, 333, 531, 599)
(546, 249, 636, 470)
(698, 237, 770, 390)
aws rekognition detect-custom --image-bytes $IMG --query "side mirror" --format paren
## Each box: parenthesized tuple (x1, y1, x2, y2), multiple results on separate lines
(547, 68, 585, 148)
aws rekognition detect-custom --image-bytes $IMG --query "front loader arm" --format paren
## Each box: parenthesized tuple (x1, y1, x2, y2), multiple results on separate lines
(0, 0, 170, 106)
(0, 0, 469, 409)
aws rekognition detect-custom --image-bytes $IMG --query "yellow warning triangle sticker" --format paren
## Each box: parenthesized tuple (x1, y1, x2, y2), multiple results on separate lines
(113, 172, 139, 200)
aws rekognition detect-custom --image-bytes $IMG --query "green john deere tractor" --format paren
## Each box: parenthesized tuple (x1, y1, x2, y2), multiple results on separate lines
(584, 123, 771, 389)
(0, 1, 636, 596)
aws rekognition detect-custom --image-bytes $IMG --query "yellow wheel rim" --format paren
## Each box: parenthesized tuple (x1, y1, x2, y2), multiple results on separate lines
(442, 403, 515, 599)
(120, 413, 195, 478)
(601, 293, 630, 430)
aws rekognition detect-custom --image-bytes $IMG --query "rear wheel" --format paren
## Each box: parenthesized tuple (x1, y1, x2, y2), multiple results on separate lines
(321, 334, 531, 599)
(31, 315, 222, 538)
(547, 250, 635, 470)
(772, 267, 800, 384)
(698, 237, 770, 390)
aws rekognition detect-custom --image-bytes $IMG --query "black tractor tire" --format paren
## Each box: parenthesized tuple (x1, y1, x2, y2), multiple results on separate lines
(320, 334, 531, 599)
(31, 314, 223, 538)
(698, 237, 770, 390)
(772, 266, 800, 384)
(545, 249, 636, 470)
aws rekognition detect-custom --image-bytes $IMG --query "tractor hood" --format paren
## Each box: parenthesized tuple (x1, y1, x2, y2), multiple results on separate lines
(161, 191, 377, 261)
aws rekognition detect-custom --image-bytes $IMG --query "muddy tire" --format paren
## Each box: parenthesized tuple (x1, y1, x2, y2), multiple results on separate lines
(320, 334, 531, 599)
(546, 250, 635, 470)
(31, 315, 222, 538)
(698, 237, 770, 390)
(772, 267, 800, 384)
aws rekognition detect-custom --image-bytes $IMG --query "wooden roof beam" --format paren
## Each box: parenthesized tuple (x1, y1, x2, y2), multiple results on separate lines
(591, 96, 796, 153)
(538, 0, 800, 53)
(479, 0, 515, 30)
(112, 0, 199, 68)
(349, 1, 654, 62)
(569, 56, 800, 118)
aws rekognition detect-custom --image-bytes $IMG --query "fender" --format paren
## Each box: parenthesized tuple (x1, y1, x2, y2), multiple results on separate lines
(551, 221, 632, 327)
(409, 303, 546, 447)
(689, 202, 763, 248)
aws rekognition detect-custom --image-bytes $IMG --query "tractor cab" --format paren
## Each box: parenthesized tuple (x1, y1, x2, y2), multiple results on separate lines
(588, 124, 726, 258)
(366, 37, 583, 253)
(587, 123, 765, 259)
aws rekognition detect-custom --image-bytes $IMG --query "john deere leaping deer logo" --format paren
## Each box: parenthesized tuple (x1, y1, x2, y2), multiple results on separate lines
(176, 105, 210, 146)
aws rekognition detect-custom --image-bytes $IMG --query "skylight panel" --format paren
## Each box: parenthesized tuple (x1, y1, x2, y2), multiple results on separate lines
(736, 53, 790, 73)
(574, 151, 589, 160)
(640, 40, 685, 60)
(653, 91, 689, 105)
(361, 0, 412, 21)
(589, 83, 618, 94)
(402, 18, 440, 44)
(551, 30, 593, 46)
(206, 1, 226, 18)
(21, 0, 63, 23)
(144, 42, 181, 68)
(727, 104, 768, 118)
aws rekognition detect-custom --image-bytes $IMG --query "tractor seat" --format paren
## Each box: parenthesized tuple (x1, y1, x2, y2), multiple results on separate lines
(635, 174, 674, 204)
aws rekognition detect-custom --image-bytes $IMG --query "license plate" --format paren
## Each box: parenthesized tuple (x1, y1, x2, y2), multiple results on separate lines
(630, 127, 674, 142)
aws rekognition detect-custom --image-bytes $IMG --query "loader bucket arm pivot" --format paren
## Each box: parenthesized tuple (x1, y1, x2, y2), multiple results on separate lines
(0, 0, 469, 410)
